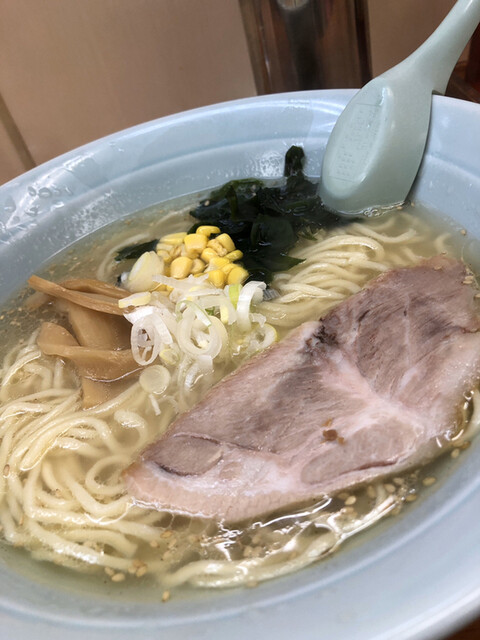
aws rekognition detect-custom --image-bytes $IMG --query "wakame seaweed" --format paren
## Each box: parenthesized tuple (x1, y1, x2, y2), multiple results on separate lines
(115, 146, 350, 284)
(189, 146, 349, 283)
(115, 239, 159, 262)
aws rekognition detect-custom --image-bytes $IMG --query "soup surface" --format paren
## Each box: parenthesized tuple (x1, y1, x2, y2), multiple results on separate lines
(0, 191, 477, 595)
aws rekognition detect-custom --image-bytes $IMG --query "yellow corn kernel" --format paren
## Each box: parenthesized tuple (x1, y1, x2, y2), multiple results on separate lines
(225, 249, 243, 261)
(156, 249, 172, 263)
(227, 266, 249, 285)
(196, 225, 221, 237)
(207, 269, 226, 287)
(221, 262, 236, 275)
(191, 258, 206, 274)
(184, 233, 208, 253)
(216, 233, 235, 253)
(201, 247, 218, 263)
(180, 244, 198, 259)
(207, 239, 228, 257)
(170, 245, 182, 259)
(209, 256, 230, 269)
(160, 232, 187, 246)
(155, 242, 171, 252)
(170, 256, 193, 279)
(118, 291, 152, 308)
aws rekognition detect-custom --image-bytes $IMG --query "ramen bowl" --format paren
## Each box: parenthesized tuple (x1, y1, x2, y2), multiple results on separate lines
(0, 91, 479, 640)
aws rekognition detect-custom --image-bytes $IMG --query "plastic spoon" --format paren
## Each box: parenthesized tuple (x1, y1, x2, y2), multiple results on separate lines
(319, 0, 480, 216)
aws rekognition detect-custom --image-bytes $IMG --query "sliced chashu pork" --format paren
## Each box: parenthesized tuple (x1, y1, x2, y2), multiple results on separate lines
(125, 256, 480, 522)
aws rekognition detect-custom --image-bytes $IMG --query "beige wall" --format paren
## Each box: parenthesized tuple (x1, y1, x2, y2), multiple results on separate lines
(0, 107, 31, 182)
(0, 0, 256, 184)
(0, 0, 472, 185)
(367, 0, 462, 75)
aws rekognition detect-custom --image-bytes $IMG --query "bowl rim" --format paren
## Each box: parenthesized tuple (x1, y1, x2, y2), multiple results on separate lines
(0, 90, 479, 640)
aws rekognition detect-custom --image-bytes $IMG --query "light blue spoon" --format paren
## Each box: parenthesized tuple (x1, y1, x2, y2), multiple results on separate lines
(319, 0, 480, 216)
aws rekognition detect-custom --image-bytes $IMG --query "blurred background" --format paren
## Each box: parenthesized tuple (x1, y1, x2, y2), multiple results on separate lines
(0, 1, 479, 637)
(0, 0, 478, 186)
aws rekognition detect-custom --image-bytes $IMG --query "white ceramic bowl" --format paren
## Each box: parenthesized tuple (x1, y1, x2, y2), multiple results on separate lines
(0, 91, 479, 640)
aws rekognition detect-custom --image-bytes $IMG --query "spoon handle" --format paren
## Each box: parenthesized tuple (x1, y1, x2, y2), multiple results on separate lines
(386, 0, 480, 94)
(319, 0, 480, 215)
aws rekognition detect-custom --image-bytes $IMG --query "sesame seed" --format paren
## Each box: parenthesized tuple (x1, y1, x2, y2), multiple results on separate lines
(390, 506, 402, 516)
(384, 483, 396, 494)
(161, 530, 173, 539)
(422, 476, 436, 487)
(111, 572, 125, 582)
(127, 565, 137, 575)
(136, 565, 148, 578)
(460, 440, 471, 450)
(405, 494, 417, 503)
(344, 496, 357, 505)
(3, 465, 10, 477)
(338, 492, 349, 501)
(149, 540, 159, 548)
(393, 477, 404, 486)
(366, 485, 376, 499)
(104, 567, 115, 577)
(451, 448, 460, 459)
(162, 590, 170, 602)
(461, 229, 467, 235)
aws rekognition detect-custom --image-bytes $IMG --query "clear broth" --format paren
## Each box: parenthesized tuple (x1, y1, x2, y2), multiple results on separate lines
(0, 196, 477, 597)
